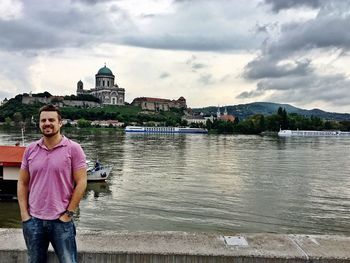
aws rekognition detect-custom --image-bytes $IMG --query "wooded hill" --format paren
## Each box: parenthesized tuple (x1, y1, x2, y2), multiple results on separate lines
(194, 102, 350, 121)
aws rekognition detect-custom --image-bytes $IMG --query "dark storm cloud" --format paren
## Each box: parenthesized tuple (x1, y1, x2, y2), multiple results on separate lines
(267, 16, 350, 58)
(236, 89, 265, 99)
(238, 72, 350, 105)
(122, 33, 254, 52)
(264, 0, 322, 12)
(239, 0, 350, 108)
(266, 73, 350, 106)
(243, 58, 313, 79)
(0, 1, 134, 51)
(0, 0, 261, 53)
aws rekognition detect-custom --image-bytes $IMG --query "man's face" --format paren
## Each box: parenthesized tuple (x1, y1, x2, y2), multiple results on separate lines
(39, 111, 62, 138)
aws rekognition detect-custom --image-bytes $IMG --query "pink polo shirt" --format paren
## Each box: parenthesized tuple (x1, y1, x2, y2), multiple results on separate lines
(21, 136, 86, 220)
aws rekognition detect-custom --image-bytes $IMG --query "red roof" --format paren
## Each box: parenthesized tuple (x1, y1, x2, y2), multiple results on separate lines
(219, 115, 235, 122)
(134, 97, 172, 103)
(0, 146, 26, 167)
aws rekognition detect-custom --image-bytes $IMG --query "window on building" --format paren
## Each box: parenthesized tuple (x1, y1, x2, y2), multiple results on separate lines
(107, 81, 109, 87)
(103, 80, 105, 86)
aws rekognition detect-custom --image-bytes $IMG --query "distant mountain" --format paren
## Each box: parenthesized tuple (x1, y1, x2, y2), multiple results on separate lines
(193, 102, 350, 121)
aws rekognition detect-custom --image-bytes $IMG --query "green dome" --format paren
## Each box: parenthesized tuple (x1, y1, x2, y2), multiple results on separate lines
(97, 65, 114, 76)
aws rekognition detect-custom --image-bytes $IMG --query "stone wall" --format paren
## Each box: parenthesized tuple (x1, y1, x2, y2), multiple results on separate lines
(22, 96, 100, 107)
(1, 229, 349, 263)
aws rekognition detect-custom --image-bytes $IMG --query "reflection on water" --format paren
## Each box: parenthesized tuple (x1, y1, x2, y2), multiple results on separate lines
(85, 182, 111, 199)
(1, 128, 350, 235)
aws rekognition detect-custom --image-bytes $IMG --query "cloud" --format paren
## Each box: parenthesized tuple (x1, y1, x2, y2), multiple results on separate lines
(264, 0, 322, 12)
(192, 63, 207, 70)
(121, 1, 266, 51)
(238, 0, 350, 109)
(198, 73, 214, 85)
(1, 0, 350, 112)
(266, 73, 350, 106)
(185, 55, 208, 73)
(72, 0, 115, 5)
(0, 0, 23, 20)
(0, 0, 266, 53)
(243, 58, 313, 79)
(0, 51, 35, 96)
(159, 72, 170, 79)
(236, 89, 265, 99)
(0, 1, 135, 51)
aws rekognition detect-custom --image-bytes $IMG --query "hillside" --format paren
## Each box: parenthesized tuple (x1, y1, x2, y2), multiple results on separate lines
(194, 102, 350, 121)
(0, 94, 183, 125)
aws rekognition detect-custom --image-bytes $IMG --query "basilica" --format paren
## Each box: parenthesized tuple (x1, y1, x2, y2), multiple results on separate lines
(76, 65, 125, 105)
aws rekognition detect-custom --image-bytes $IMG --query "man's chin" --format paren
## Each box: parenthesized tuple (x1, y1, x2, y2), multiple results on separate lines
(41, 131, 59, 138)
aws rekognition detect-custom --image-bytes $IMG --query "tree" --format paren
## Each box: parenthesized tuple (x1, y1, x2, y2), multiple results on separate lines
(13, 112, 23, 127)
(4, 117, 12, 127)
(77, 118, 91, 128)
(206, 119, 213, 130)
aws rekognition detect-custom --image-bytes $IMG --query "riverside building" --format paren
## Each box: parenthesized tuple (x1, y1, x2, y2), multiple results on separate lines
(77, 64, 125, 106)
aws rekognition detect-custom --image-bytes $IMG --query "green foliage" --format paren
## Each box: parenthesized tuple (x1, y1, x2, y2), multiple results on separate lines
(4, 117, 12, 127)
(32, 91, 52, 98)
(2, 94, 349, 134)
(64, 94, 100, 103)
(77, 118, 91, 128)
(0, 96, 43, 123)
(204, 107, 350, 134)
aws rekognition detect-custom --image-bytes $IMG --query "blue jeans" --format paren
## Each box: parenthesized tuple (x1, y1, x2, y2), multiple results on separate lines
(22, 216, 77, 263)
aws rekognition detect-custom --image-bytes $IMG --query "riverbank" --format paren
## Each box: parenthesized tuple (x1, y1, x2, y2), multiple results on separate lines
(1, 229, 349, 262)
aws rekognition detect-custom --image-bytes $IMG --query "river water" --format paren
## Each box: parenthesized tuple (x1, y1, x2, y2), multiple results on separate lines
(1, 129, 350, 235)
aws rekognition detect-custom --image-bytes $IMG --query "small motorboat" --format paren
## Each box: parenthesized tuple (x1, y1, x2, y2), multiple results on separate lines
(87, 161, 112, 181)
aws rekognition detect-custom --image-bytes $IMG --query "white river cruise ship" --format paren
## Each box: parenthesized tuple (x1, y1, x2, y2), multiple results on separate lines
(125, 126, 208, 134)
(278, 129, 350, 137)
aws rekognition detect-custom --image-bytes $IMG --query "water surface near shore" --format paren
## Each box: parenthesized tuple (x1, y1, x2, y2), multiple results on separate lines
(1, 129, 349, 235)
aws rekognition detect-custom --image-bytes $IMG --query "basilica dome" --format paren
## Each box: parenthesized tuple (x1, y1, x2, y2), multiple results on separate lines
(97, 65, 114, 76)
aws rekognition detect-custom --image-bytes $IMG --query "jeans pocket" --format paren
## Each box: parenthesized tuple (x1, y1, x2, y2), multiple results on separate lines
(57, 219, 74, 232)
(22, 217, 33, 224)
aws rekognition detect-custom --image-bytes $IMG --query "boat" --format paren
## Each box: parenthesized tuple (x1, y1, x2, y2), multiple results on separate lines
(125, 126, 208, 134)
(0, 146, 111, 198)
(278, 129, 350, 137)
(87, 161, 112, 181)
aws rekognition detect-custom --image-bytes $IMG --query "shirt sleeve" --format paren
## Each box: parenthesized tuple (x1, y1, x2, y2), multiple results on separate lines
(20, 146, 30, 170)
(71, 143, 87, 172)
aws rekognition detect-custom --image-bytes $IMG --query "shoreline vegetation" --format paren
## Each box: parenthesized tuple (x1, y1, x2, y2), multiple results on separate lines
(1, 94, 350, 135)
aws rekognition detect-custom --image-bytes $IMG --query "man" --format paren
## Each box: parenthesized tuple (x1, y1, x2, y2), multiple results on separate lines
(17, 104, 87, 263)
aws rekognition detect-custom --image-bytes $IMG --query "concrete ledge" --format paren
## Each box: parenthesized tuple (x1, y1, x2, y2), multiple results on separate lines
(0, 229, 349, 262)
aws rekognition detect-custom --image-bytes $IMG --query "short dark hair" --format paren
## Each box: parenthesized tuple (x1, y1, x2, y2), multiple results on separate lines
(39, 104, 62, 121)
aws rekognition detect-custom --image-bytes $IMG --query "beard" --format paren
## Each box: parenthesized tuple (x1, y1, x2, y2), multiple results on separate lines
(42, 130, 59, 138)
(41, 125, 60, 138)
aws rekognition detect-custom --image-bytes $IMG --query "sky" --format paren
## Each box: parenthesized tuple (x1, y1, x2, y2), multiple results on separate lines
(1, 0, 350, 113)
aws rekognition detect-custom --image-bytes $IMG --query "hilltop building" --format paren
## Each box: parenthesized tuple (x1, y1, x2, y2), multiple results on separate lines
(131, 97, 187, 111)
(217, 107, 235, 122)
(182, 114, 214, 125)
(77, 65, 125, 105)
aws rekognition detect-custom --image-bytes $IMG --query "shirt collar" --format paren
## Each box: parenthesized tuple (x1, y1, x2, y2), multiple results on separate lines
(37, 135, 68, 150)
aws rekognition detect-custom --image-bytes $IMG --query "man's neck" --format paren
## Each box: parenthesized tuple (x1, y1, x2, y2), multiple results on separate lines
(43, 133, 63, 150)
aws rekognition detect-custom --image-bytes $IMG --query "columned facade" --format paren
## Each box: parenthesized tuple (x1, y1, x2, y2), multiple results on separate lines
(77, 65, 125, 105)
